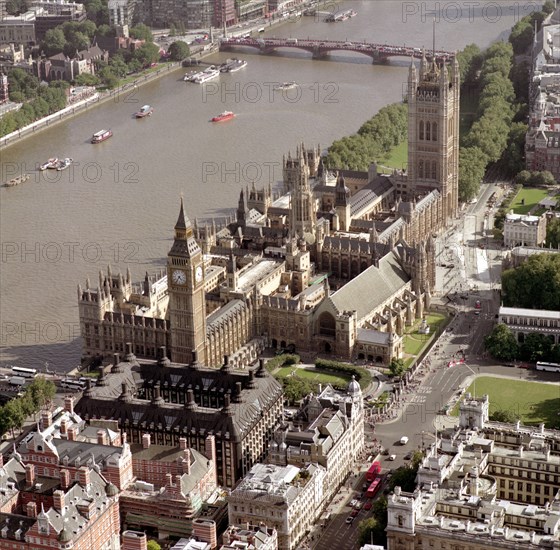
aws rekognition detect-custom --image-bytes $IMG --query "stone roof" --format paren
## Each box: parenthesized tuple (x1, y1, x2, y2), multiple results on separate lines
(328, 252, 410, 320)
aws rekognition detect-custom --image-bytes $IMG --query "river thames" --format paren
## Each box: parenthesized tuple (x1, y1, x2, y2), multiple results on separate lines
(0, 0, 542, 370)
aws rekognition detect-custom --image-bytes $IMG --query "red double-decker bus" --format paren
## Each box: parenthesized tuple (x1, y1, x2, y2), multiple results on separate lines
(366, 460, 381, 482)
(366, 478, 381, 499)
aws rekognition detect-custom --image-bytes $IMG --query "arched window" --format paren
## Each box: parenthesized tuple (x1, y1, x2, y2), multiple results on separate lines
(431, 161, 437, 179)
(418, 160, 424, 179)
(419, 121, 424, 140)
(425, 121, 431, 141)
(432, 122, 437, 141)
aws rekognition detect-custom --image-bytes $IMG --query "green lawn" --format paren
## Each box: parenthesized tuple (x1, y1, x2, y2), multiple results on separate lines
(275, 366, 351, 387)
(452, 376, 560, 428)
(510, 188, 549, 215)
(403, 313, 447, 356)
(380, 140, 408, 172)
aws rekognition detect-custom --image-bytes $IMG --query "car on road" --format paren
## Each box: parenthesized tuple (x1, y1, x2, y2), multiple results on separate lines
(400, 436, 409, 445)
(351, 509, 359, 517)
(364, 500, 373, 510)
(345, 516, 354, 524)
(349, 499, 359, 508)
(404, 452, 413, 460)
(388, 454, 396, 461)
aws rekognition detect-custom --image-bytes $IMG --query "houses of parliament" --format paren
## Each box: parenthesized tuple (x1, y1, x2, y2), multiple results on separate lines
(78, 55, 460, 369)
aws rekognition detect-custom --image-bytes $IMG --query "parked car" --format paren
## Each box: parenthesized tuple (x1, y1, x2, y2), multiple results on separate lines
(349, 499, 359, 508)
(389, 454, 396, 461)
(351, 509, 359, 517)
(345, 516, 354, 524)
(364, 500, 373, 511)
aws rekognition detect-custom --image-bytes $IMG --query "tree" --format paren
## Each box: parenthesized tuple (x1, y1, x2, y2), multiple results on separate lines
(99, 66, 118, 89)
(74, 73, 100, 86)
(282, 376, 313, 404)
(133, 43, 160, 67)
(534, 170, 556, 186)
(4, 399, 25, 439)
(484, 324, 519, 361)
(545, 217, 560, 248)
(27, 377, 56, 411)
(500, 122, 528, 176)
(109, 54, 128, 78)
(168, 41, 190, 61)
(41, 28, 67, 56)
(147, 541, 161, 550)
(459, 146, 486, 202)
(502, 254, 560, 310)
(490, 409, 519, 423)
(455, 43, 482, 85)
(509, 19, 533, 55)
(129, 24, 153, 43)
(358, 517, 386, 546)
(519, 333, 554, 363)
(515, 170, 531, 185)
(388, 466, 417, 493)
(388, 358, 406, 378)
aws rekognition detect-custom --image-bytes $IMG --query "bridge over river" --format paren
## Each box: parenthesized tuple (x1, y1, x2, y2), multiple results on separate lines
(219, 37, 455, 64)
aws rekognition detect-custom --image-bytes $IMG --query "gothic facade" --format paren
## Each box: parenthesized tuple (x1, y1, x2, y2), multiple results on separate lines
(78, 56, 458, 367)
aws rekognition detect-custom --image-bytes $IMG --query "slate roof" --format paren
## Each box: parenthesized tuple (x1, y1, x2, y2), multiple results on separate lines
(356, 328, 391, 345)
(328, 252, 410, 320)
(207, 299, 247, 329)
(75, 357, 282, 444)
(349, 175, 394, 217)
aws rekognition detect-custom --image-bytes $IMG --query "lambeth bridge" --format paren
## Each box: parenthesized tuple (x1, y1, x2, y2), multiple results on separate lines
(219, 37, 455, 64)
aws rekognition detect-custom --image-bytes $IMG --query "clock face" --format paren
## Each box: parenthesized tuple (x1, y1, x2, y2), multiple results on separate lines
(172, 269, 186, 285)
(195, 266, 203, 282)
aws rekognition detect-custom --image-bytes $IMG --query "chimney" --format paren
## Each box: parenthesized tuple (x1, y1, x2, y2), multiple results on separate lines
(179, 437, 187, 450)
(67, 426, 78, 441)
(60, 418, 68, 436)
(0, 454, 3, 468)
(97, 430, 107, 446)
(77, 466, 90, 487)
(64, 396, 74, 414)
(182, 449, 191, 475)
(26, 502, 37, 518)
(60, 469, 70, 490)
(142, 433, 151, 449)
(519, 445, 524, 458)
(122, 432, 127, 445)
(25, 464, 35, 486)
(53, 489, 65, 512)
(174, 474, 182, 489)
(41, 410, 52, 429)
(122, 531, 148, 550)
(165, 473, 172, 487)
(205, 434, 217, 486)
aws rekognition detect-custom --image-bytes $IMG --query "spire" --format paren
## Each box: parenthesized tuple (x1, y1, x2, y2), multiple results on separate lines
(175, 195, 187, 231)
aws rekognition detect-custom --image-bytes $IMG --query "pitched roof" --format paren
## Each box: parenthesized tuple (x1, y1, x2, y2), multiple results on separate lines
(328, 252, 410, 320)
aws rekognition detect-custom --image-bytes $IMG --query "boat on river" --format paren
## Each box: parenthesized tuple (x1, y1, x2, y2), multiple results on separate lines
(135, 105, 153, 118)
(211, 111, 235, 122)
(39, 158, 58, 171)
(56, 158, 73, 171)
(91, 129, 113, 143)
(3, 173, 30, 187)
(274, 81, 298, 91)
(193, 66, 220, 84)
(220, 58, 248, 73)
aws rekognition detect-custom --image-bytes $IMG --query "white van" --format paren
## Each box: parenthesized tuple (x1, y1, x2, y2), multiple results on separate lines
(400, 436, 409, 445)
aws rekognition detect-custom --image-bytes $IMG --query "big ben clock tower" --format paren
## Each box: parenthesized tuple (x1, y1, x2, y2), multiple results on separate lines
(167, 197, 206, 364)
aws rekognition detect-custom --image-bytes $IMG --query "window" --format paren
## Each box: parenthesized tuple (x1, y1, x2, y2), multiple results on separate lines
(432, 121, 438, 141)
(419, 160, 424, 178)
(426, 121, 431, 141)
(419, 121, 424, 140)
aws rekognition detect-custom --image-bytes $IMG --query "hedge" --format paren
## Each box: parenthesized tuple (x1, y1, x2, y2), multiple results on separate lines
(264, 354, 300, 373)
(314, 359, 372, 390)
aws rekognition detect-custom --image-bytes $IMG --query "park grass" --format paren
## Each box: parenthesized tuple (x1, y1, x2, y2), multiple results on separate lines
(510, 187, 549, 215)
(275, 366, 351, 388)
(451, 376, 560, 428)
(380, 140, 408, 172)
